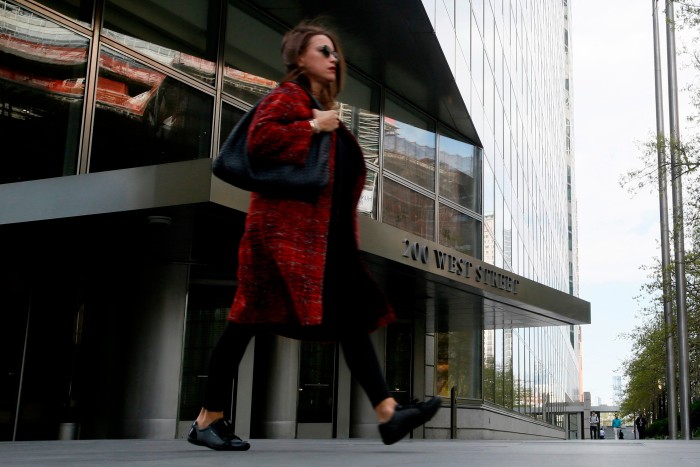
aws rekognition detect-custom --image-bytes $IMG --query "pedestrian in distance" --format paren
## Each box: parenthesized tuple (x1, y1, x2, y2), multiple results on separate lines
(612, 413, 623, 440)
(635, 413, 647, 439)
(187, 18, 441, 451)
(589, 411, 600, 439)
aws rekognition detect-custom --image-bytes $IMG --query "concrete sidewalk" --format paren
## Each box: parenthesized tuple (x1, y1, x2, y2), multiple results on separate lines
(1, 438, 699, 467)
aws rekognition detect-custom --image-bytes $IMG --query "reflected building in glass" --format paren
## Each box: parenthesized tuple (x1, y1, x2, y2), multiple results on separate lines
(0, 0, 588, 442)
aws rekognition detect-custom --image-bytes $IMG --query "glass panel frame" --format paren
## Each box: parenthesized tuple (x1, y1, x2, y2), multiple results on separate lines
(438, 129, 480, 212)
(0, 1, 89, 184)
(89, 46, 214, 173)
(382, 178, 435, 241)
(383, 94, 436, 191)
(103, 0, 218, 86)
(438, 204, 481, 258)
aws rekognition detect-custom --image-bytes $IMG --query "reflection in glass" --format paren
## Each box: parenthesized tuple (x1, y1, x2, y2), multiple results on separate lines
(509, 325, 572, 422)
(436, 330, 481, 399)
(438, 204, 481, 257)
(0, 1, 88, 184)
(503, 204, 512, 271)
(504, 328, 513, 410)
(224, 4, 282, 104)
(482, 328, 495, 403)
(438, 132, 480, 211)
(103, 0, 216, 85)
(358, 169, 378, 219)
(179, 284, 233, 421)
(36, 0, 92, 26)
(220, 101, 246, 147)
(89, 47, 213, 172)
(495, 328, 503, 405)
(341, 104, 380, 166)
(383, 117, 436, 190)
(382, 178, 435, 241)
(383, 97, 435, 190)
(513, 330, 523, 413)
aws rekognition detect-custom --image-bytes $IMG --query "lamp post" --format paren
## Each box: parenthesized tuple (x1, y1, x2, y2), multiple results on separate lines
(665, 0, 691, 440)
(652, 0, 677, 439)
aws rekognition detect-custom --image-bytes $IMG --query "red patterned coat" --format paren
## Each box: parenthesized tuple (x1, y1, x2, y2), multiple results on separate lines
(228, 81, 395, 335)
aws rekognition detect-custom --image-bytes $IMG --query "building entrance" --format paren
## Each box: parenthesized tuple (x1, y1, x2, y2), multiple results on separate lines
(296, 341, 338, 438)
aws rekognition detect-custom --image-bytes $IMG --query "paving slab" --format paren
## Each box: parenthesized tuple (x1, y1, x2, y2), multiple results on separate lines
(1, 438, 699, 467)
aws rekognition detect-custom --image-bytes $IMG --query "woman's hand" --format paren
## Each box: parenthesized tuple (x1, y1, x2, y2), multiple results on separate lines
(312, 108, 340, 132)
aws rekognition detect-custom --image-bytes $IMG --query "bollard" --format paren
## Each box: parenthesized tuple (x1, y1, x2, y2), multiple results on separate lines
(450, 386, 457, 439)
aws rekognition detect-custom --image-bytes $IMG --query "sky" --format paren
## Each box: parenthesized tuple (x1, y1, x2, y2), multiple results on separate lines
(572, 1, 695, 405)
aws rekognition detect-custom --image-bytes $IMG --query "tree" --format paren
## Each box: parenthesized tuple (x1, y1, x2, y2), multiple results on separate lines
(617, 0, 700, 425)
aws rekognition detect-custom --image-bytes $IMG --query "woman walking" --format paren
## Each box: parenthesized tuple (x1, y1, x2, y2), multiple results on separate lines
(187, 19, 441, 452)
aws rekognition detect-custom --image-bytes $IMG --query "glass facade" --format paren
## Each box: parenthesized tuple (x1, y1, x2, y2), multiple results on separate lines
(427, 0, 582, 421)
(2, 0, 582, 439)
(0, 2, 88, 183)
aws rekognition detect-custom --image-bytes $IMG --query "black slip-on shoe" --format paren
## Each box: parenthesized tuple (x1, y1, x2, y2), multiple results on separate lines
(378, 396, 442, 445)
(187, 419, 251, 451)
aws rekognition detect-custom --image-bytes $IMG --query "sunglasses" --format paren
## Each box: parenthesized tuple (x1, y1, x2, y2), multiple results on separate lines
(317, 45, 339, 61)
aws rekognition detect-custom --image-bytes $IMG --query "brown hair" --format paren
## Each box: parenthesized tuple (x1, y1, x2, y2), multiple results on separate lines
(280, 19, 345, 109)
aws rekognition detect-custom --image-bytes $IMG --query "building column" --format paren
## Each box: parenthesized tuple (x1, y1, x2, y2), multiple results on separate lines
(254, 335, 300, 438)
(349, 328, 386, 438)
(121, 262, 188, 439)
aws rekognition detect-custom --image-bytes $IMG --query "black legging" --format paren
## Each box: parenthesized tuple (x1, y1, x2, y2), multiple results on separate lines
(203, 322, 391, 412)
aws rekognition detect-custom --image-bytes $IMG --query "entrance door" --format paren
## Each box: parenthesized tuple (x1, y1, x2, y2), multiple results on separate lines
(296, 341, 337, 438)
(386, 323, 413, 405)
(0, 279, 30, 441)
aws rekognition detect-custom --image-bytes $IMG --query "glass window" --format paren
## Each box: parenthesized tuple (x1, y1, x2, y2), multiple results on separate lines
(436, 0, 455, 75)
(224, 3, 283, 104)
(483, 159, 494, 217)
(494, 96, 503, 155)
(495, 185, 504, 254)
(103, 0, 217, 85)
(495, 328, 503, 405)
(455, 0, 470, 58)
(483, 328, 495, 402)
(382, 178, 435, 241)
(358, 169, 378, 219)
(338, 75, 381, 218)
(0, 2, 89, 184)
(89, 46, 213, 173)
(484, 68, 494, 130)
(483, 226, 495, 265)
(383, 96, 436, 191)
(36, 0, 92, 26)
(346, 106, 381, 167)
(438, 204, 481, 258)
(503, 203, 512, 270)
(435, 299, 482, 400)
(438, 130, 480, 212)
(343, 70, 379, 112)
(483, 1, 495, 67)
(220, 101, 246, 147)
(471, 0, 483, 33)
(455, 45, 470, 109)
(179, 284, 233, 421)
(513, 330, 523, 413)
(470, 17, 483, 102)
